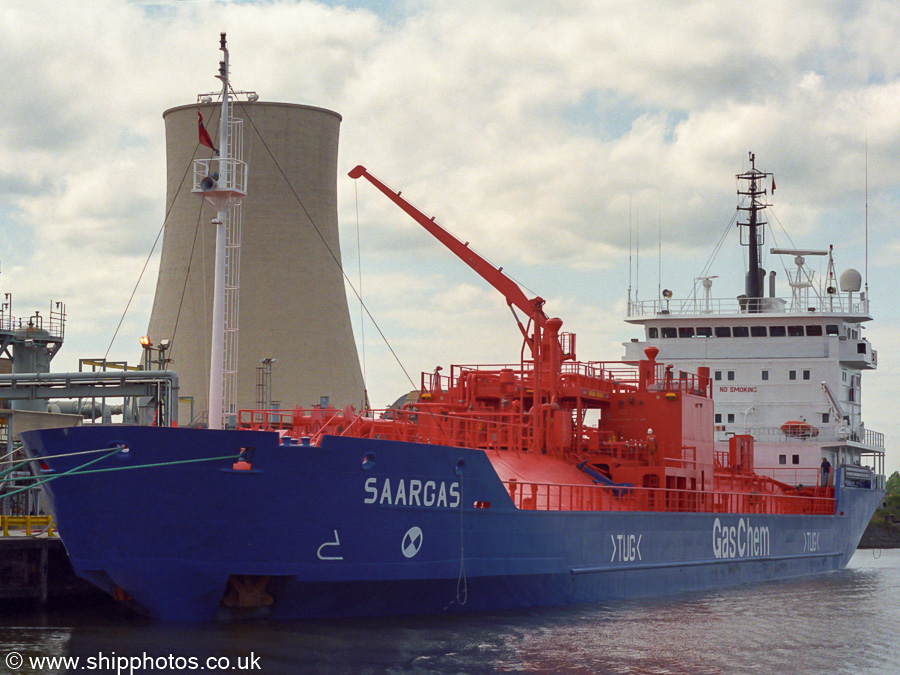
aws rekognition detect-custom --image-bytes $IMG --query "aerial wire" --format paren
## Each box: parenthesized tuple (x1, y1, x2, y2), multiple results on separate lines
(355, 179, 368, 408)
(103, 143, 199, 364)
(232, 95, 450, 438)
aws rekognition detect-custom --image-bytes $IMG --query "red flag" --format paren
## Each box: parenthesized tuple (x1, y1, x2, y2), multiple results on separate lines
(771, 177, 776, 193)
(198, 109, 218, 153)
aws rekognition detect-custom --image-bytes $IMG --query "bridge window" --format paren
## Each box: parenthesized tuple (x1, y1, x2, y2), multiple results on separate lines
(857, 342, 867, 354)
(732, 326, 750, 337)
(788, 325, 804, 337)
(806, 325, 823, 336)
(826, 324, 839, 336)
(770, 326, 786, 337)
(661, 327, 677, 338)
(648, 327, 658, 338)
(678, 327, 694, 338)
(696, 327, 712, 337)
(715, 326, 731, 337)
(750, 326, 767, 337)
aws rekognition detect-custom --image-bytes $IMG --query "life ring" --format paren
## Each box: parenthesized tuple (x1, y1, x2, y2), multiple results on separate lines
(780, 421, 819, 438)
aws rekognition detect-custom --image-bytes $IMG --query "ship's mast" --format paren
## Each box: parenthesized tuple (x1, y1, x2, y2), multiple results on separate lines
(736, 152, 772, 313)
(193, 33, 248, 429)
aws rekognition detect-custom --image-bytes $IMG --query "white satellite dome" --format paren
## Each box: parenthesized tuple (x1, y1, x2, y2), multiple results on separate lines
(839, 268, 862, 292)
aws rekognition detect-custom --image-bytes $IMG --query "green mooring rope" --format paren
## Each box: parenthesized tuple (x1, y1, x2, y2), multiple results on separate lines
(67, 453, 241, 475)
(1, 447, 124, 500)
(1, 449, 241, 500)
(0, 458, 34, 480)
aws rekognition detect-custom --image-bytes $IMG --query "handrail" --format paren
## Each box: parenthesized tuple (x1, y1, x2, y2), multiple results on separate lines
(502, 480, 834, 516)
(628, 295, 870, 318)
(0, 514, 56, 537)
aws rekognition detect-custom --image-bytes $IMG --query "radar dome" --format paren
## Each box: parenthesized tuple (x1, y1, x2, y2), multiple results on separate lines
(839, 268, 862, 292)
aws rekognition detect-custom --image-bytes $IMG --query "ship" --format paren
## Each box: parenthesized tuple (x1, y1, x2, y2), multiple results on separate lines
(17, 44, 885, 622)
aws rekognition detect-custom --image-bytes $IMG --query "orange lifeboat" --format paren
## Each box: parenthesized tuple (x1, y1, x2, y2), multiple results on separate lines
(780, 421, 819, 438)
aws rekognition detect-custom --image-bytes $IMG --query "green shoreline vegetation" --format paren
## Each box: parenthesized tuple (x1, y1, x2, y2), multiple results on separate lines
(859, 471, 900, 548)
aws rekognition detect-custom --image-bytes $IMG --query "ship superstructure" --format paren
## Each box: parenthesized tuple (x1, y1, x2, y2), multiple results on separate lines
(624, 154, 883, 487)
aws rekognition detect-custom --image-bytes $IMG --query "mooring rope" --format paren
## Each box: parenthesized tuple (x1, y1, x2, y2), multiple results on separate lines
(0, 445, 152, 481)
(0, 447, 125, 500)
(2, 448, 241, 501)
(61, 453, 241, 476)
(0, 458, 33, 480)
(442, 463, 468, 611)
(455, 466, 468, 606)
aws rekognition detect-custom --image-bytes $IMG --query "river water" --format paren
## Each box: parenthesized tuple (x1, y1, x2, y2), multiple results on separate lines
(1, 548, 898, 674)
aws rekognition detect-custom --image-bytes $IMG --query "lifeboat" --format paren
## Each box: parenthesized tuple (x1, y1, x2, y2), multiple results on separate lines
(780, 420, 819, 438)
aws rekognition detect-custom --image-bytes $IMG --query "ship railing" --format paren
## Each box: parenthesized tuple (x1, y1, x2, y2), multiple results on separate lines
(502, 480, 835, 516)
(422, 361, 708, 399)
(718, 424, 885, 449)
(662, 446, 697, 470)
(423, 362, 646, 397)
(628, 295, 870, 317)
(863, 428, 885, 449)
(412, 406, 534, 451)
(750, 466, 821, 487)
(713, 450, 728, 470)
(583, 438, 650, 462)
(237, 406, 535, 451)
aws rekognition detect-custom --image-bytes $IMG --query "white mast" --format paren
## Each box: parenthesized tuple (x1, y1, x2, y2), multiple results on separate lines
(193, 33, 248, 429)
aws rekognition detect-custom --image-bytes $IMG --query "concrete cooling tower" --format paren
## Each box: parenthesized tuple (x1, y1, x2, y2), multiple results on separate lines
(146, 101, 365, 424)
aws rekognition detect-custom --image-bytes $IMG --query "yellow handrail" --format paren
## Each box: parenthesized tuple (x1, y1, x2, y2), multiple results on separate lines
(0, 514, 56, 537)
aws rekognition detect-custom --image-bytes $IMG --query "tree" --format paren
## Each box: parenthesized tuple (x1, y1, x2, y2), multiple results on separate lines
(887, 471, 900, 497)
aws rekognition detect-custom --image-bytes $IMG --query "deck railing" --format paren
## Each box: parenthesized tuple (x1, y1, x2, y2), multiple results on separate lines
(628, 294, 870, 317)
(502, 480, 834, 516)
(717, 424, 885, 449)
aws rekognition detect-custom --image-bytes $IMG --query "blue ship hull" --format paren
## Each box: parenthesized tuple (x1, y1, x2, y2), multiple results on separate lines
(20, 425, 882, 622)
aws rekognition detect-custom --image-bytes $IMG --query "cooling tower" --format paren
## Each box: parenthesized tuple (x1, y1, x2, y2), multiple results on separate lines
(146, 102, 365, 424)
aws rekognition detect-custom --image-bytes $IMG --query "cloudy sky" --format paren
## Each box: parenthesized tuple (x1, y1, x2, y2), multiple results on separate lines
(2, 0, 899, 471)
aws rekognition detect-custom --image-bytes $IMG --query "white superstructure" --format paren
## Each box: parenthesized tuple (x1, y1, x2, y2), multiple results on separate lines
(624, 154, 884, 486)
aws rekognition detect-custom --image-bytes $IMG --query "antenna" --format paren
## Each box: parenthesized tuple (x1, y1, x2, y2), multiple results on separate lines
(697, 276, 718, 313)
(635, 203, 640, 303)
(865, 130, 869, 297)
(627, 197, 632, 315)
(657, 201, 661, 303)
(736, 151, 773, 313)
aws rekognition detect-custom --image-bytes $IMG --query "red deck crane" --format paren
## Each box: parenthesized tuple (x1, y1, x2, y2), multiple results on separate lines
(349, 165, 572, 453)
